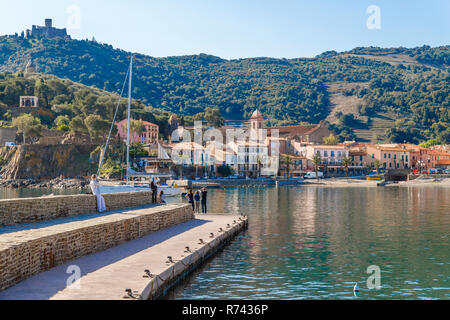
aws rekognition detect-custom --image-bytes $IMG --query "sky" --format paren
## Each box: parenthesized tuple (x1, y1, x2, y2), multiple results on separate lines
(1, 0, 449, 59)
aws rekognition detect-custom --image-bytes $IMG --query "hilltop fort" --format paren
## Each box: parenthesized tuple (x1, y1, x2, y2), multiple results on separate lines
(25, 19, 70, 39)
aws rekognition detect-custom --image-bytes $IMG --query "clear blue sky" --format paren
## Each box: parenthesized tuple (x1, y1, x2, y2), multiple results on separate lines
(1, 0, 449, 59)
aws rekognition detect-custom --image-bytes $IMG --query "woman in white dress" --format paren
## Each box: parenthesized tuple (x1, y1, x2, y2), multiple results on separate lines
(90, 175, 107, 213)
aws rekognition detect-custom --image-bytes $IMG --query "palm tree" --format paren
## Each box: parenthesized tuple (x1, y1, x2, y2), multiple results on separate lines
(312, 153, 322, 182)
(281, 155, 293, 179)
(342, 157, 352, 177)
(256, 156, 263, 178)
(374, 160, 383, 175)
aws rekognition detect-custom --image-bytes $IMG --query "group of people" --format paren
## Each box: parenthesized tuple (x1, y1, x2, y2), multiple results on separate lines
(150, 179, 166, 204)
(185, 188, 208, 214)
(90, 175, 208, 214)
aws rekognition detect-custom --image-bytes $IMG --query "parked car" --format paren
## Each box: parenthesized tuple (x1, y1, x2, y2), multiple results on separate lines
(430, 168, 444, 174)
(304, 171, 324, 179)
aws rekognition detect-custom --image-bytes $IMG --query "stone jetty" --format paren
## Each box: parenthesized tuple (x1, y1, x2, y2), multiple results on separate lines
(0, 192, 247, 299)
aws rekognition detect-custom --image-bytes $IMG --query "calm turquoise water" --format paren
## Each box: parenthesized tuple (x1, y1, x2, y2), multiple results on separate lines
(167, 186, 450, 300)
(2, 185, 448, 300)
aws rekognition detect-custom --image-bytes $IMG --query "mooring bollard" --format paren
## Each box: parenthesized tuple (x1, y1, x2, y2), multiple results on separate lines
(166, 256, 175, 264)
(143, 269, 153, 278)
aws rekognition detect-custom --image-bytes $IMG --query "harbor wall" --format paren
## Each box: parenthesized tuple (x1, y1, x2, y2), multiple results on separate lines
(0, 191, 155, 227)
(0, 203, 193, 292)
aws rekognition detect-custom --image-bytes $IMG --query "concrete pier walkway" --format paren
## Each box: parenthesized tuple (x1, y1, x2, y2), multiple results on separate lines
(0, 214, 247, 300)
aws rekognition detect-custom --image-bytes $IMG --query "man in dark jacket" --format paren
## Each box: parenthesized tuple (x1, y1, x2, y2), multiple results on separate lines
(151, 180, 158, 203)
(201, 188, 208, 214)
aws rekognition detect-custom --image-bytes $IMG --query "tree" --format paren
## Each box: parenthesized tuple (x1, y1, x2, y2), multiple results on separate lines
(323, 134, 340, 145)
(419, 139, 441, 148)
(374, 160, 383, 175)
(11, 114, 43, 144)
(84, 114, 110, 141)
(341, 157, 352, 177)
(204, 108, 225, 127)
(123, 120, 146, 138)
(217, 165, 234, 177)
(312, 153, 322, 182)
(281, 155, 293, 178)
(54, 115, 70, 131)
(69, 116, 89, 135)
(256, 156, 263, 177)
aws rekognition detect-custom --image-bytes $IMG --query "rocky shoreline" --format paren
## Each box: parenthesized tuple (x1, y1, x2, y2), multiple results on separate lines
(0, 178, 90, 191)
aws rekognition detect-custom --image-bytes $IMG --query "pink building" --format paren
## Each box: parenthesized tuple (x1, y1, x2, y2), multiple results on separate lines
(116, 119, 159, 144)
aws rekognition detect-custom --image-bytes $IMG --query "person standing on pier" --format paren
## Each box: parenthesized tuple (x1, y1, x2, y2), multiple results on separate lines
(185, 189, 195, 211)
(201, 187, 208, 214)
(151, 179, 158, 204)
(194, 191, 201, 214)
(90, 175, 106, 213)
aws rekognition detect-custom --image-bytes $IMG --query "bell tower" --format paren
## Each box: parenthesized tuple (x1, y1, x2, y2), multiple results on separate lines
(250, 110, 264, 130)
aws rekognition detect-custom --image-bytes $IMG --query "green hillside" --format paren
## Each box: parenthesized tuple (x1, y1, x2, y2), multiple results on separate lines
(0, 35, 448, 143)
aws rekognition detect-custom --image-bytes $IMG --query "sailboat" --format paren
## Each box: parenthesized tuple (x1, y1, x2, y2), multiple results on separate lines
(98, 56, 182, 197)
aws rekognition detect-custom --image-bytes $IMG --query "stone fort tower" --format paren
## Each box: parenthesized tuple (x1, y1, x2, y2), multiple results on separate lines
(26, 19, 70, 39)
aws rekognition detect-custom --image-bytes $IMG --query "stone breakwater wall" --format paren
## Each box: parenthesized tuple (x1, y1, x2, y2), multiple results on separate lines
(144, 217, 249, 300)
(0, 191, 156, 227)
(0, 203, 194, 292)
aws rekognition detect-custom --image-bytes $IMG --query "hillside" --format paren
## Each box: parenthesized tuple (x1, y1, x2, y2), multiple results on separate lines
(0, 35, 448, 143)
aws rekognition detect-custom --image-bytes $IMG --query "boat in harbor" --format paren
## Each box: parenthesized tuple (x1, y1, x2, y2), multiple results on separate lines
(367, 174, 383, 181)
(97, 56, 182, 197)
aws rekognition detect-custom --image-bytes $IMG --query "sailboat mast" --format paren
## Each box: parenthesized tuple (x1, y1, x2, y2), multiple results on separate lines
(126, 56, 133, 183)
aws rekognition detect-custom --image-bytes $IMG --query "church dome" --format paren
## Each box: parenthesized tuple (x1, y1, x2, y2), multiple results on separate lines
(251, 109, 264, 120)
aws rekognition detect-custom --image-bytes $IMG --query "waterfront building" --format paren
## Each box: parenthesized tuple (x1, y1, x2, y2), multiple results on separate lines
(116, 119, 159, 145)
(248, 109, 332, 144)
(170, 141, 210, 167)
(228, 140, 270, 177)
(278, 154, 308, 178)
(405, 144, 430, 171)
(426, 150, 450, 170)
(299, 145, 350, 170)
(366, 144, 411, 170)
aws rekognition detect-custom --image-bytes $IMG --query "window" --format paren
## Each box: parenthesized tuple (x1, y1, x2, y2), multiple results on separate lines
(384, 154, 387, 159)
(324, 151, 328, 157)
(372, 154, 375, 159)
(389, 154, 391, 159)
(390, 163, 392, 168)
(331, 151, 335, 157)
(360, 156, 363, 161)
